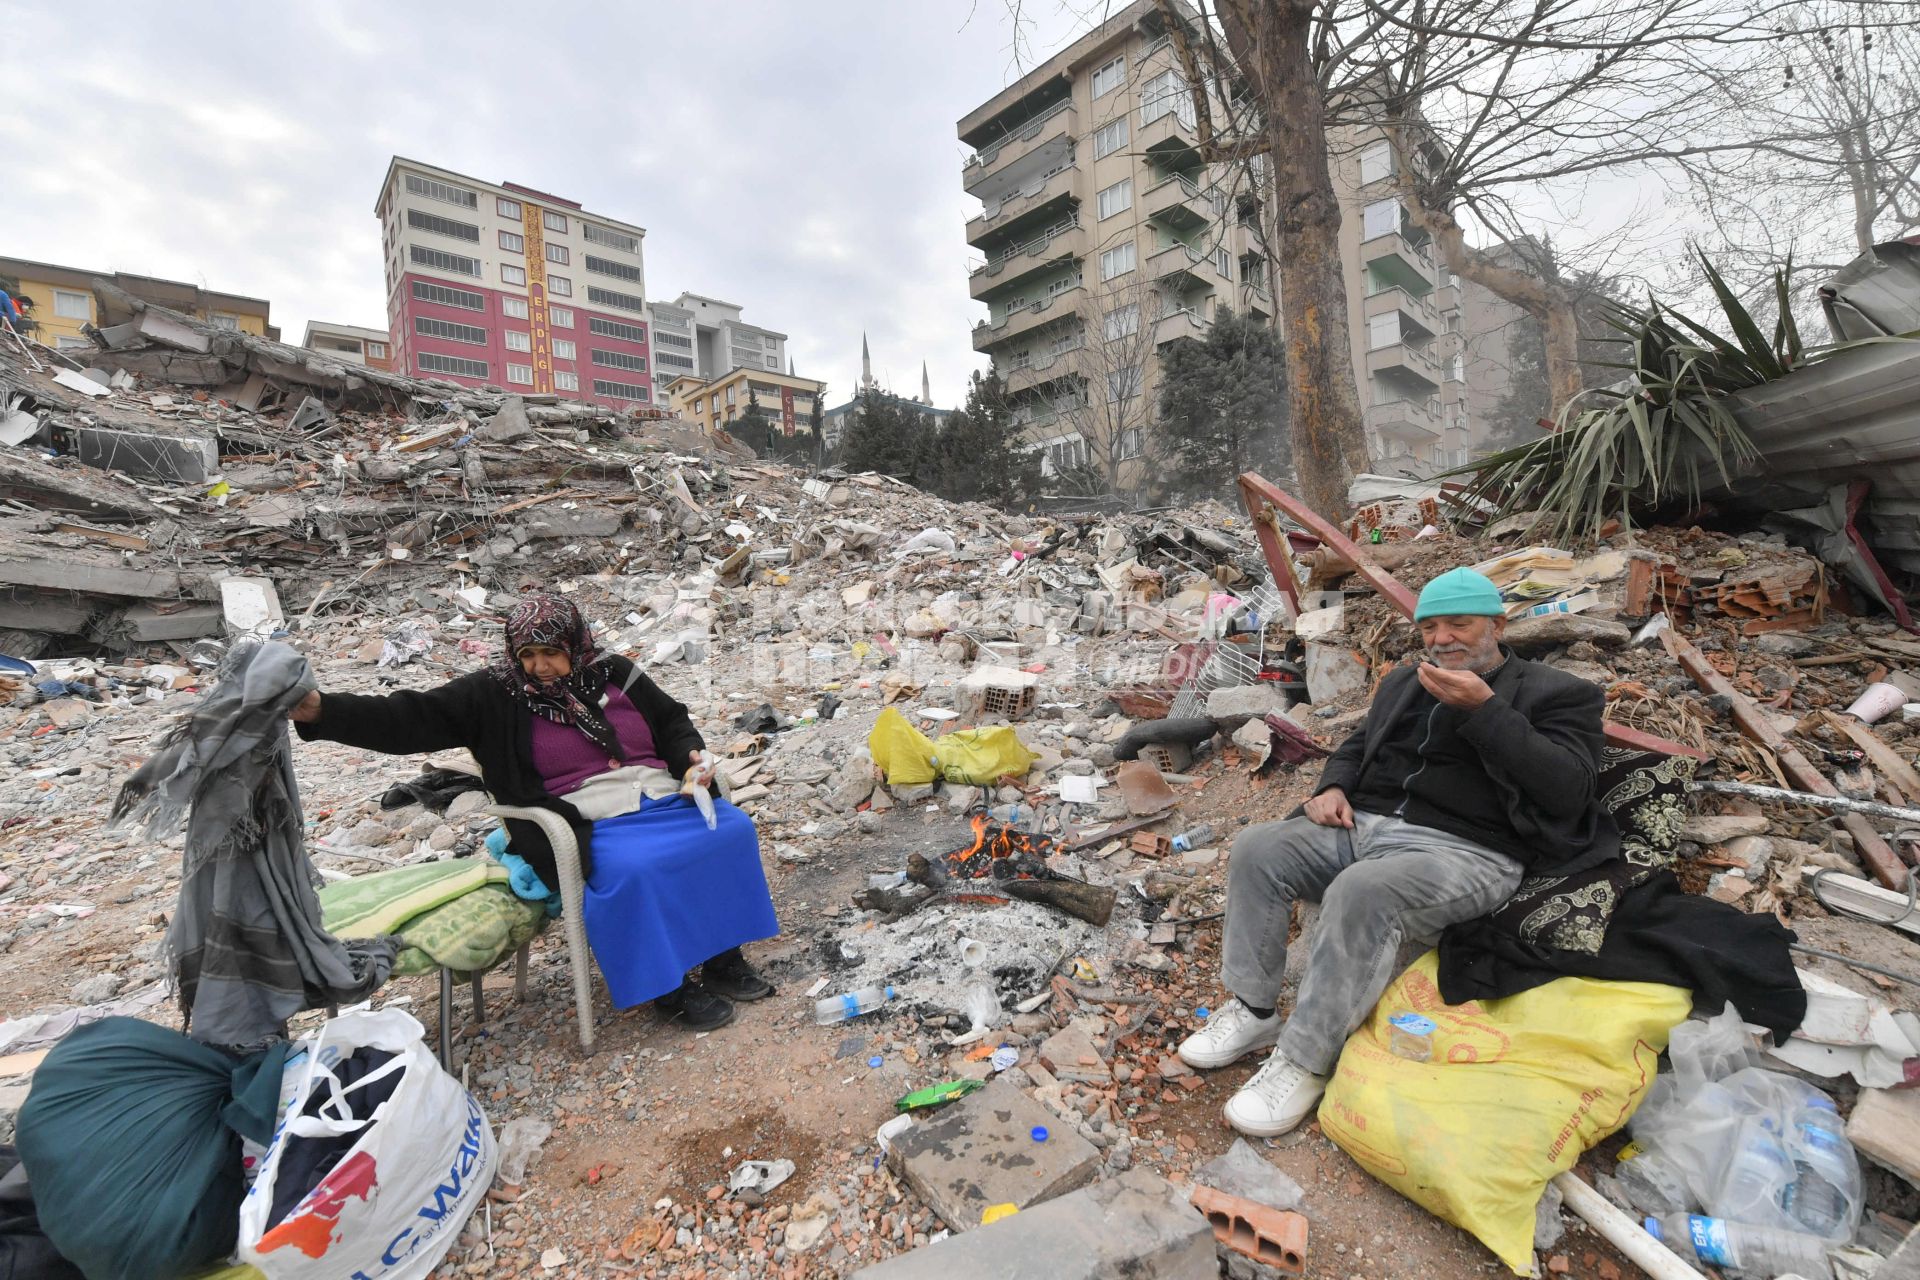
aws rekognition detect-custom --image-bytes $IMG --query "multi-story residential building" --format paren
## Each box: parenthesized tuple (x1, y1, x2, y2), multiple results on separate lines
(0, 255, 278, 350)
(1458, 239, 1546, 454)
(374, 157, 652, 410)
(643, 294, 788, 398)
(301, 320, 393, 371)
(667, 367, 824, 440)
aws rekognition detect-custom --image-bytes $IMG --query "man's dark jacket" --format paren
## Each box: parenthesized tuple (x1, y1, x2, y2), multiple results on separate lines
(1311, 649, 1618, 876)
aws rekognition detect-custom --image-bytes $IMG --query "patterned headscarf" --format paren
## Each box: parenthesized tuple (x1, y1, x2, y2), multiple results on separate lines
(488, 595, 622, 759)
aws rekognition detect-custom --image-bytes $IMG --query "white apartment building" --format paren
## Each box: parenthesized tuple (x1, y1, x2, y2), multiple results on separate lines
(643, 293, 788, 398)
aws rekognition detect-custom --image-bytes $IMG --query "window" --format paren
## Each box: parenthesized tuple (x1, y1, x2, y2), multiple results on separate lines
(1106, 364, 1142, 401)
(404, 173, 478, 209)
(767, 356, 780, 368)
(412, 280, 485, 310)
(554, 370, 580, 391)
(504, 330, 532, 352)
(366, 342, 387, 359)
(589, 316, 648, 343)
(1118, 427, 1143, 460)
(1216, 245, 1232, 280)
(1093, 118, 1128, 160)
(1140, 69, 1194, 128)
(542, 210, 568, 233)
(1367, 312, 1399, 350)
(499, 230, 525, 253)
(55, 335, 92, 351)
(587, 286, 645, 313)
(406, 208, 479, 241)
(594, 379, 651, 401)
(415, 316, 488, 345)
(410, 245, 480, 276)
(1092, 55, 1125, 97)
(211, 313, 240, 331)
(1096, 178, 1133, 219)
(497, 197, 522, 219)
(506, 363, 533, 385)
(500, 264, 527, 286)
(726, 384, 737, 404)
(418, 352, 488, 378)
(654, 331, 692, 349)
(583, 223, 641, 253)
(585, 254, 642, 283)
(548, 275, 572, 297)
(655, 350, 695, 370)
(592, 349, 648, 372)
(1100, 241, 1136, 281)
(1448, 353, 1465, 381)
(545, 244, 569, 265)
(1362, 199, 1402, 240)
(502, 297, 530, 320)
(1104, 303, 1140, 341)
(549, 306, 574, 328)
(53, 289, 90, 319)
(1359, 140, 1392, 185)
(552, 339, 576, 360)
(710, 395, 719, 414)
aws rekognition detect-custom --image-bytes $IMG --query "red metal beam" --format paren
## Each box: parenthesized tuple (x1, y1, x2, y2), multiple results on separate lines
(1845, 480, 1917, 634)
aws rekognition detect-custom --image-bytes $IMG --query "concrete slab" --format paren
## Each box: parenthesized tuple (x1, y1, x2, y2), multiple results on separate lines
(1038, 1023, 1109, 1085)
(135, 308, 212, 354)
(887, 1078, 1100, 1232)
(220, 576, 284, 635)
(116, 601, 224, 642)
(1207, 683, 1289, 729)
(0, 591, 92, 635)
(67, 422, 218, 483)
(849, 1169, 1215, 1279)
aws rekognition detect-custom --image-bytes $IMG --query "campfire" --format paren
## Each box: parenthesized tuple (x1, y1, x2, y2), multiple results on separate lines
(943, 814, 1057, 881)
(903, 816, 1117, 927)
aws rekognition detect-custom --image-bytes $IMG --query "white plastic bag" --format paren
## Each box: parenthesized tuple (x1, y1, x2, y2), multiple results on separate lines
(237, 1007, 497, 1280)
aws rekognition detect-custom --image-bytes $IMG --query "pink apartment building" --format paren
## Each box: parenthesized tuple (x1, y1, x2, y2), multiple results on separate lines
(375, 157, 653, 410)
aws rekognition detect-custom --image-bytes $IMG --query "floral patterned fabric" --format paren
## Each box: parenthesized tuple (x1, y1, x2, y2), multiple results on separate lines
(1479, 747, 1699, 955)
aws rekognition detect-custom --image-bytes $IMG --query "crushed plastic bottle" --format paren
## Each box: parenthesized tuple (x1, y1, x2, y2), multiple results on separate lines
(1170, 823, 1215, 853)
(814, 984, 897, 1025)
(1387, 1012, 1435, 1062)
(1644, 1213, 1833, 1280)
(1782, 1098, 1862, 1241)
(1615, 1147, 1690, 1216)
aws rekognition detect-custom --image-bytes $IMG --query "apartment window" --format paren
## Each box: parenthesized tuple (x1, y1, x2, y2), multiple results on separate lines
(1359, 140, 1392, 185)
(543, 210, 568, 233)
(415, 315, 488, 345)
(499, 230, 525, 253)
(406, 208, 480, 242)
(211, 313, 241, 331)
(552, 339, 576, 360)
(589, 316, 648, 344)
(366, 342, 387, 359)
(499, 264, 526, 286)
(654, 331, 692, 350)
(1140, 69, 1195, 128)
(1096, 178, 1133, 220)
(504, 330, 532, 353)
(410, 245, 480, 277)
(404, 173, 478, 209)
(506, 363, 533, 385)
(412, 280, 485, 310)
(1362, 199, 1402, 239)
(549, 306, 574, 328)
(1117, 427, 1143, 460)
(1106, 364, 1142, 401)
(1093, 118, 1128, 160)
(583, 223, 641, 253)
(1092, 55, 1125, 98)
(497, 197, 522, 219)
(548, 275, 572, 297)
(53, 288, 90, 319)
(585, 254, 642, 283)
(1448, 353, 1466, 381)
(1099, 241, 1136, 281)
(418, 352, 488, 378)
(1216, 245, 1232, 280)
(710, 395, 719, 414)
(656, 351, 695, 370)
(594, 379, 650, 401)
(553, 370, 580, 391)
(502, 297, 530, 320)
(1367, 313, 1400, 350)
(587, 286, 646, 313)
(767, 356, 780, 368)
(591, 349, 648, 372)
(546, 244, 569, 265)
(1103, 303, 1140, 341)
(726, 385, 737, 405)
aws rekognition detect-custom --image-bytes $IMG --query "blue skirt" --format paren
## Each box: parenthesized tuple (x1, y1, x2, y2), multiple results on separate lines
(581, 793, 780, 1008)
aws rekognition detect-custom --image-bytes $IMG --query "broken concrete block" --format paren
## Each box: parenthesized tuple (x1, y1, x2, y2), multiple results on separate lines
(1680, 813, 1770, 844)
(517, 507, 623, 540)
(1038, 1022, 1108, 1085)
(52, 368, 112, 398)
(0, 409, 38, 447)
(219, 576, 284, 636)
(289, 395, 330, 431)
(1846, 1086, 1920, 1189)
(887, 1078, 1101, 1232)
(135, 307, 213, 353)
(67, 423, 218, 483)
(1719, 834, 1775, 878)
(849, 1169, 1215, 1279)
(482, 394, 535, 442)
(1303, 639, 1368, 704)
(1502, 613, 1632, 654)
(1207, 683, 1288, 730)
(1293, 603, 1345, 639)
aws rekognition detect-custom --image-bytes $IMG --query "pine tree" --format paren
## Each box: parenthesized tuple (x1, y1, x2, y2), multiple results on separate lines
(928, 371, 1043, 508)
(737, 388, 772, 454)
(1155, 307, 1290, 499)
(840, 387, 936, 484)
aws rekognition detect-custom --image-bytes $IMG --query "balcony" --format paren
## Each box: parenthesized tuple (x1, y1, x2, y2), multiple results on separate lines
(1361, 229, 1437, 294)
(1154, 307, 1208, 345)
(966, 165, 1078, 246)
(1366, 340, 1443, 391)
(963, 100, 1077, 191)
(1003, 340, 1085, 394)
(1142, 171, 1222, 232)
(1366, 399, 1441, 443)
(1364, 286, 1439, 339)
(968, 222, 1086, 300)
(973, 284, 1087, 351)
(1135, 32, 1175, 63)
(1135, 108, 1200, 162)
(1148, 240, 1224, 292)
(1432, 282, 1461, 313)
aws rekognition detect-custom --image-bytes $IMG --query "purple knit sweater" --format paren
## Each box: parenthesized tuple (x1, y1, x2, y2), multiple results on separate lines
(530, 687, 668, 796)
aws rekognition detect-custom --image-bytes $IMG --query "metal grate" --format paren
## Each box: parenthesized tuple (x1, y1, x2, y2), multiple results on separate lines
(1168, 583, 1285, 719)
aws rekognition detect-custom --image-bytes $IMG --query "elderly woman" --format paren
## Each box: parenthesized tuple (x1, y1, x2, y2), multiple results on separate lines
(289, 596, 778, 1031)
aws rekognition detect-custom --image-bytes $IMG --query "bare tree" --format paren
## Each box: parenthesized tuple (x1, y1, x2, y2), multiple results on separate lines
(1054, 275, 1170, 500)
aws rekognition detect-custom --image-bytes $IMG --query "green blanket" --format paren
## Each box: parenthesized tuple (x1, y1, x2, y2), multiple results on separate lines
(318, 860, 548, 978)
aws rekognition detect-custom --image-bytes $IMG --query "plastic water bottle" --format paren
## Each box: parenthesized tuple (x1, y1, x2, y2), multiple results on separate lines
(1782, 1099, 1862, 1240)
(1713, 1117, 1799, 1231)
(814, 985, 897, 1025)
(1615, 1149, 1690, 1216)
(1170, 823, 1215, 853)
(1644, 1214, 1833, 1279)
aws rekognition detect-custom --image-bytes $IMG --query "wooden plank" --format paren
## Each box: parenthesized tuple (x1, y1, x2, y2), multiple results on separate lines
(49, 521, 149, 551)
(489, 488, 591, 518)
(1664, 629, 1909, 890)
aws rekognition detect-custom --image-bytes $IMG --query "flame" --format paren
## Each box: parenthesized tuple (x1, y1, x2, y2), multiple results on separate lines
(944, 817, 1055, 881)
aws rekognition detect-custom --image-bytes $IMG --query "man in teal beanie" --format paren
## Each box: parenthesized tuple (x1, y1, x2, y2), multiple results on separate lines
(1180, 566, 1615, 1137)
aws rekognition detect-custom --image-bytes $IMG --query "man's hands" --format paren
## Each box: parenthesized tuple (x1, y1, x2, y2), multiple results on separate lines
(290, 691, 322, 723)
(1304, 786, 1354, 828)
(1417, 661, 1495, 710)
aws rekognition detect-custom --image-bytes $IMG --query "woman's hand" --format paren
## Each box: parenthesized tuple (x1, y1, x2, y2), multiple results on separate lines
(289, 691, 322, 723)
(684, 748, 716, 792)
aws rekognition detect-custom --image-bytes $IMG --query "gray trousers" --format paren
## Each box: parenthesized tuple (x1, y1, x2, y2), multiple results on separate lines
(1221, 810, 1523, 1074)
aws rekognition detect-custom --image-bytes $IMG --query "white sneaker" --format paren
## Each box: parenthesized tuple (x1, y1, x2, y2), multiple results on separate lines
(1177, 999, 1282, 1070)
(1224, 1051, 1329, 1138)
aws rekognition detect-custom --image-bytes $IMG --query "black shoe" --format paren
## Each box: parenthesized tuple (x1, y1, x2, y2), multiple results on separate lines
(655, 983, 735, 1031)
(701, 949, 776, 1002)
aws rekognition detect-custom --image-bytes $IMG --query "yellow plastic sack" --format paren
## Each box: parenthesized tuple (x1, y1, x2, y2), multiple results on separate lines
(1317, 951, 1689, 1273)
(934, 726, 1038, 785)
(868, 707, 938, 785)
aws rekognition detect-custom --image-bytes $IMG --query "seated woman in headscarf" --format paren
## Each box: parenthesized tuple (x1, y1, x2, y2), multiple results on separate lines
(288, 595, 778, 1031)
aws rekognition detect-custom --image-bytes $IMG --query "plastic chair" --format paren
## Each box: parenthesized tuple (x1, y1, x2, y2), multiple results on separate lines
(482, 804, 598, 1053)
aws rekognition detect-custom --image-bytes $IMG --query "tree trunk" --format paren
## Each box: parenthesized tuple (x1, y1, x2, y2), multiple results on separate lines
(1219, 0, 1368, 521)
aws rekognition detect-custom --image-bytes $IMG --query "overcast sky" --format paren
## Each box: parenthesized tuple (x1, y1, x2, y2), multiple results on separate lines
(0, 1, 1105, 410)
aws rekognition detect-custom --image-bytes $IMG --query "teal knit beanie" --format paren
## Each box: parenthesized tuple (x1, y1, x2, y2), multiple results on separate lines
(1413, 567, 1505, 621)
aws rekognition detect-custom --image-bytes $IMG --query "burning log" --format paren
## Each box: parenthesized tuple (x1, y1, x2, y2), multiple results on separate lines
(904, 817, 1119, 927)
